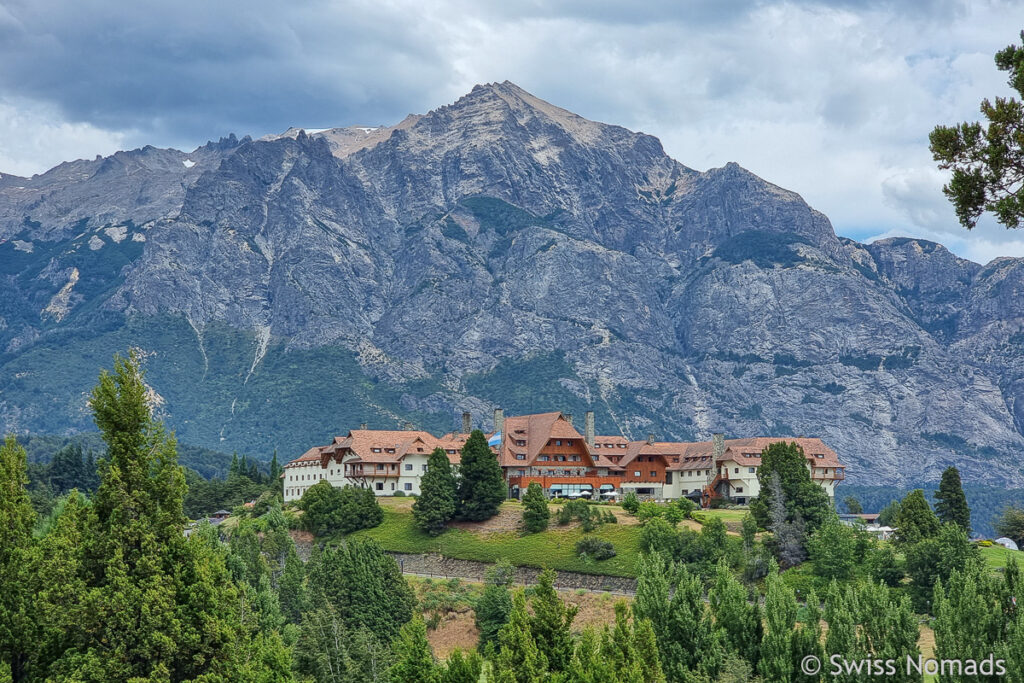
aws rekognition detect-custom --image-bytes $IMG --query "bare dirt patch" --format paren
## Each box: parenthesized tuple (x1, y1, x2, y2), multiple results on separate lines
(450, 505, 525, 533)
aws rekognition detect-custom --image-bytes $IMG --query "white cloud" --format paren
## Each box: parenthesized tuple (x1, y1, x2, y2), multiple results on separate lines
(0, 97, 129, 177)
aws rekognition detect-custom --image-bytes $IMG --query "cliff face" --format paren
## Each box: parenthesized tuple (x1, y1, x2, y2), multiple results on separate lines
(2, 81, 1023, 486)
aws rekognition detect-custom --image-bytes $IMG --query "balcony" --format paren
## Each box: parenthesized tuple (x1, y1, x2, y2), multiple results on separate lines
(508, 474, 623, 489)
(814, 470, 846, 481)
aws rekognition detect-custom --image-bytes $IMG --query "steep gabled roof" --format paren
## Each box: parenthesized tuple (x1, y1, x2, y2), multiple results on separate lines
(498, 411, 591, 466)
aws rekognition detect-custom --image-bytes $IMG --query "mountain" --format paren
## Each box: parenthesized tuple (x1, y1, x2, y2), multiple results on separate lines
(2, 81, 1023, 487)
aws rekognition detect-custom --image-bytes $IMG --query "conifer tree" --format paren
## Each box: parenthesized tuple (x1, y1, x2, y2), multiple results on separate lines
(475, 560, 515, 650)
(709, 562, 761, 665)
(389, 615, 440, 683)
(893, 489, 940, 546)
(278, 546, 309, 624)
(269, 449, 282, 482)
(414, 447, 458, 536)
(521, 482, 550, 533)
(529, 569, 578, 672)
(791, 588, 823, 683)
(807, 515, 857, 580)
(293, 604, 393, 682)
(457, 429, 506, 521)
(0, 435, 36, 683)
(750, 441, 831, 533)
(760, 568, 797, 683)
(50, 352, 268, 680)
(441, 648, 484, 683)
(308, 538, 415, 642)
(494, 591, 548, 683)
(934, 465, 971, 534)
(854, 580, 920, 683)
(824, 583, 858, 683)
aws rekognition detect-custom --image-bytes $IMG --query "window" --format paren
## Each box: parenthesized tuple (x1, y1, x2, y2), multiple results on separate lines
(566, 440, 573, 446)
(390, 483, 395, 490)
(570, 455, 580, 461)
(736, 487, 744, 493)
(650, 471, 657, 477)
(386, 448, 395, 453)
(447, 449, 455, 454)
(372, 448, 381, 453)
(538, 456, 550, 462)
(404, 483, 412, 491)
(404, 464, 413, 471)
(748, 467, 756, 474)
(734, 468, 739, 473)
(375, 483, 383, 491)
(422, 465, 429, 472)
(634, 471, 641, 477)
(555, 440, 562, 446)
(516, 440, 526, 447)
(618, 444, 626, 449)
(515, 454, 526, 460)
(595, 444, 601, 448)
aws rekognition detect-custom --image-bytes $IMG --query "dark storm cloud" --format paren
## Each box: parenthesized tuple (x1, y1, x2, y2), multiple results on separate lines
(0, 0, 452, 142)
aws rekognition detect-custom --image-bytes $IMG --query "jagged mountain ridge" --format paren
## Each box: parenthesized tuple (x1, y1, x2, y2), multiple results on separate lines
(1, 81, 1023, 487)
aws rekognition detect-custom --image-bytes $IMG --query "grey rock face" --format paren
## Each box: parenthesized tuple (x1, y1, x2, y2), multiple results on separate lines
(2, 82, 1024, 487)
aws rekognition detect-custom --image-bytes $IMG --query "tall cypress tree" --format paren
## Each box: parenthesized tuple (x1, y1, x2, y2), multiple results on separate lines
(414, 448, 458, 536)
(278, 546, 309, 624)
(388, 616, 440, 683)
(521, 482, 550, 533)
(457, 429, 506, 521)
(49, 352, 259, 681)
(934, 466, 971, 535)
(0, 435, 36, 683)
(709, 562, 761, 665)
(494, 592, 548, 683)
(750, 441, 831, 533)
(475, 560, 514, 650)
(760, 568, 797, 683)
(894, 489, 941, 546)
(529, 569, 577, 672)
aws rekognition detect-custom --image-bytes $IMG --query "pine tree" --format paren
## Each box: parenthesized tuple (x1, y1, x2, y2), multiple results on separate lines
(934, 466, 971, 534)
(0, 435, 36, 683)
(529, 569, 577, 672)
(49, 352, 259, 681)
(823, 583, 858, 683)
(806, 515, 856, 580)
(494, 591, 548, 683)
(521, 482, 550, 533)
(389, 616, 440, 683)
(269, 449, 282, 481)
(854, 581, 920, 683)
(750, 441, 831, 533)
(760, 568, 797, 683)
(709, 562, 761, 665)
(475, 560, 514, 650)
(457, 430, 506, 521)
(767, 472, 806, 568)
(293, 605, 393, 682)
(308, 538, 415, 642)
(230, 451, 241, 478)
(893, 489, 940, 546)
(441, 649, 484, 683)
(278, 546, 308, 624)
(791, 588, 823, 683)
(414, 448, 458, 536)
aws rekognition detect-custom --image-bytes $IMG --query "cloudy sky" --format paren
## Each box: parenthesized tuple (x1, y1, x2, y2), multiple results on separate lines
(0, 0, 1021, 263)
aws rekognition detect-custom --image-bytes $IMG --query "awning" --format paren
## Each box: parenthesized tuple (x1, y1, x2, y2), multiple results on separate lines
(599, 484, 615, 490)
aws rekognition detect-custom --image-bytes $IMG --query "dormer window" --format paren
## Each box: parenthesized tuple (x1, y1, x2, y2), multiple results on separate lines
(594, 444, 601, 448)
(516, 440, 526, 447)
(618, 444, 626, 449)
(516, 454, 526, 460)
(372, 448, 382, 453)
(814, 453, 825, 458)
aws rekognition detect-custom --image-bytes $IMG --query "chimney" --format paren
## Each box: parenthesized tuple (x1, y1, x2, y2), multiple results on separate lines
(565, 413, 573, 426)
(462, 411, 472, 434)
(647, 433, 655, 445)
(360, 422, 368, 430)
(712, 433, 725, 461)
(584, 411, 595, 448)
(404, 421, 414, 431)
(493, 408, 504, 433)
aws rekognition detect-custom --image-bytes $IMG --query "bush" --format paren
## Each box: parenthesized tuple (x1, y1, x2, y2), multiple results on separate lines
(575, 537, 616, 561)
(622, 491, 640, 514)
(636, 501, 664, 522)
(521, 482, 550, 533)
(393, 491, 406, 497)
(299, 481, 383, 535)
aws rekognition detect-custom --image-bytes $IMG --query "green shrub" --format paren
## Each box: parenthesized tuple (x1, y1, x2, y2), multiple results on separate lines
(575, 536, 616, 561)
(393, 491, 406, 497)
(622, 491, 640, 514)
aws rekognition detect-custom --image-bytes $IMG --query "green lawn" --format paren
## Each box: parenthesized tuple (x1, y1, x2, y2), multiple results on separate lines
(700, 509, 749, 523)
(980, 544, 1024, 570)
(347, 508, 643, 577)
